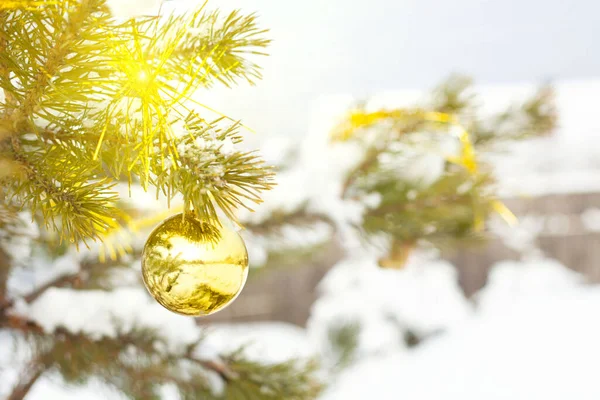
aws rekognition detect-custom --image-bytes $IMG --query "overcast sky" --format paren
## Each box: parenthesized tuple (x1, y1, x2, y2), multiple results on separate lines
(171, 0, 600, 138)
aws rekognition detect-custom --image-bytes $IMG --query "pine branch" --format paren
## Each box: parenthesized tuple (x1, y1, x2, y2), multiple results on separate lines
(0, 313, 44, 333)
(217, 350, 322, 400)
(430, 73, 476, 115)
(341, 147, 382, 199)
(0, 1, 59, 11)
(1, 0, 125, 244)
(0, 14, 15, 121)
(23, 274, 80, 304)
(429, 75, 557, 147)
(182, 343, 235, 383)
(7, 361, 48, 400)
(150, 116, 275, 225)
(1, 313, 322, 400)
(333, 76, 555, 258)
(1, 0, 274, 244)
(471, 84, 557, 146)
(244, 207, 335, 236)
(8, 141, 122, 245)
(0, 234, 320, 399)
(327, 320, 360, 371)
(22, 253, 129, 304)
(360, 169, 494, 245)
(0, 245, 11, 311)
(160, 9, 270, 88)
(2, 0, 97, 127)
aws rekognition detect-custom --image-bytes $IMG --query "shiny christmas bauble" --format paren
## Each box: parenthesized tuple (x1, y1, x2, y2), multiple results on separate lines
(141, 213, 249, 316)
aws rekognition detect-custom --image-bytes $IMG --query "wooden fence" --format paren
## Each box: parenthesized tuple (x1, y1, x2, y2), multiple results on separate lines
(201, 192, 600, 326)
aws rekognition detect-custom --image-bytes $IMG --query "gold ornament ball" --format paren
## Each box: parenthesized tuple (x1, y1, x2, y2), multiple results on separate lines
(141, 213, 249, 316)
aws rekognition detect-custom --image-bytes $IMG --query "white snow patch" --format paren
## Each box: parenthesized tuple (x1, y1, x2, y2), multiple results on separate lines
(22, 288, 201, 351)
(199, 322, 317, 364)
(324, 259, 600, 400)
(218, 137, 236, 155)
(308, 252, 472, 364)
(475, 258, 584, 315)
(8, 250, 80, 298)
(276, 221, 333, 249)
(28, 376, 128, 400)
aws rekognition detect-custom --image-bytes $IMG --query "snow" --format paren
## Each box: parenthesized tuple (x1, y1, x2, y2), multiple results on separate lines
(27, 376, 127, 400)
(475, 258, 584, 314)
(8, 251, 80, 297)
(494, 163, 600, 198)
(199, 322, 318, 364)
(273, 221, 334, 250)
(21, 287, 201, 351)
(323, 259, 600, 400)
(325, 291, 600, 400)
(308, 251, 472, 364)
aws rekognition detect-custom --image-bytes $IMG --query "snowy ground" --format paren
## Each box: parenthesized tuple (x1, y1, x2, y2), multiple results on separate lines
(6, 256, 600, 399)
(321, 258, 600, 400)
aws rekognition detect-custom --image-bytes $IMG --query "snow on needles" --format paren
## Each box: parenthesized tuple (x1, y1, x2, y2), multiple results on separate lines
(20, 287, 202, 352)
(200, 322, 318, 364)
